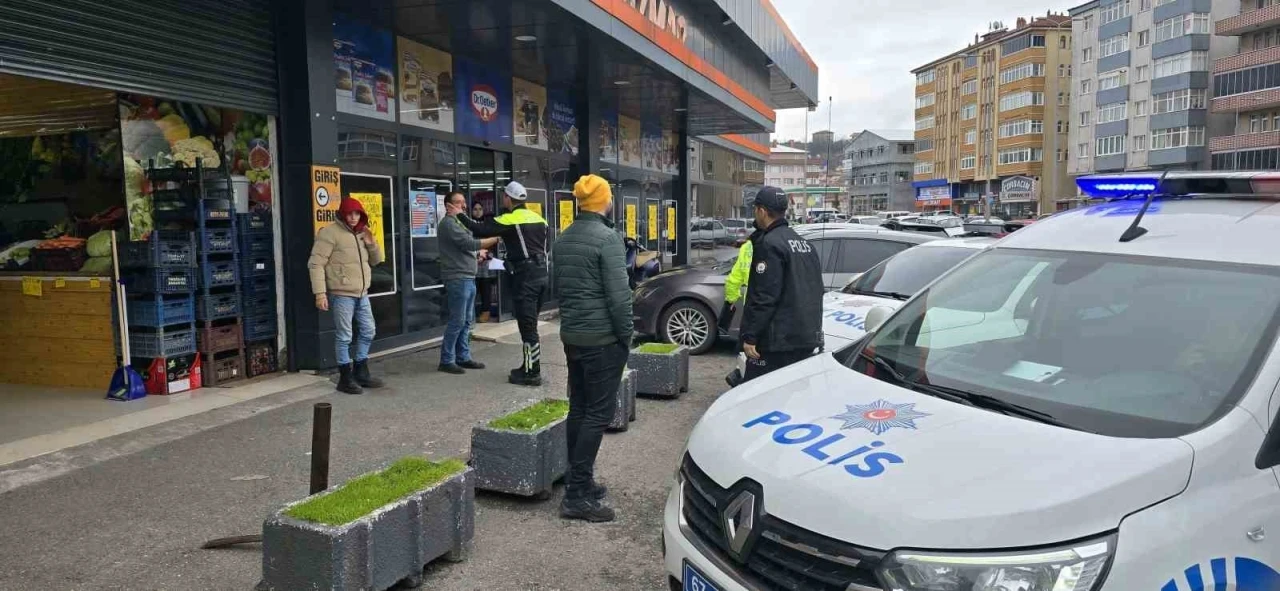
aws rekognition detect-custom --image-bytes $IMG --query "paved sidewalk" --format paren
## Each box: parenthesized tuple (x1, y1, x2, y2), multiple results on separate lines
(0, 326, 735, 590)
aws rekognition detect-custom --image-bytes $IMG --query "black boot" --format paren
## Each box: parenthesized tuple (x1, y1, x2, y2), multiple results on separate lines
(353, 359, 384, 389)
(560, 496, 616, 523)
(336, 363, 363, 395)
(508, 343, 542, 387)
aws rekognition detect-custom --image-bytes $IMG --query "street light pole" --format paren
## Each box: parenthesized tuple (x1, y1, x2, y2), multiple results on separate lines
(826, 95, 834, 211)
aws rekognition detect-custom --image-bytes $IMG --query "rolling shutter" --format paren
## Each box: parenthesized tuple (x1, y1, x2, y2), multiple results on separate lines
(0, 0, 277, 114)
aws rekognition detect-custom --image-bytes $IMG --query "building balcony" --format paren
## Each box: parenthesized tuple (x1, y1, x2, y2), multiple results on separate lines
(1216, 4, 1280, 37)
(1211, 90, 1280, 114)
(1209, 130, 1280, 152)
(1214, 46, 1280, 74)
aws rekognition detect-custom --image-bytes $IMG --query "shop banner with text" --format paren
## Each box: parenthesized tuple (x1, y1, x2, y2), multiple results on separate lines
(619, 116, 641, 169)
(512, 78, 548, 150)
(648, 204, 659, 240)
(398, 37, 454, 132)
(351, 192, 386, 254)
(409, 189, 441, 237)
(599, 108, 618, 163)
(667, 207, 677, 241)
(547, 92, 578, 156)
(312, 165, 341, 235)
(558, 198, 575, 230)
(334, 16, 396, 122)
(625, 203, 637, 239)
(454, 58, 512, 144)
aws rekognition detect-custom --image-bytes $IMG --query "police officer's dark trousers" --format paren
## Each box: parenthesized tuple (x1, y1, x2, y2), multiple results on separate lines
(510, 258, 548, 379)
(743, 348, 813, 382)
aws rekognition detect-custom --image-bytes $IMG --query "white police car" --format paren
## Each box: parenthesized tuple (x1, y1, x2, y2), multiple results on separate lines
(666, 171, 1280, 591)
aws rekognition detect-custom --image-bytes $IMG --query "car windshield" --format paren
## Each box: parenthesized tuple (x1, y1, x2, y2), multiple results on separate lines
(844, 246, 977, 299)
(846, 248, 1280, 438)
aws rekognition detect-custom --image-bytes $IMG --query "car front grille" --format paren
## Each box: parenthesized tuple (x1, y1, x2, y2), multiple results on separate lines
(680, 455, 886, 591)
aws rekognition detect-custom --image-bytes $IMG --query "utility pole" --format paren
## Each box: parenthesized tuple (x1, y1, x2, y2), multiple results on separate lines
(825, 95, 834, 210)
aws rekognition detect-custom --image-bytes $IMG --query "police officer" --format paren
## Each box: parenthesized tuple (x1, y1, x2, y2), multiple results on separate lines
(739, 186, 824, 382)
(460, 181, 549, 386)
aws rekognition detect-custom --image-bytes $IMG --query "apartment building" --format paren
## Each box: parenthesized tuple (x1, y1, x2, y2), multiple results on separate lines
(912, 14, 1076, 218)
(844, 130, 918, 214)
(1209, 0, 1280, 169)
(1069, 0, 1238, 178)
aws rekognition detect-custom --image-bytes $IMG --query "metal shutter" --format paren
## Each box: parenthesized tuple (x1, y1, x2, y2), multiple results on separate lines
(0, 0, 277, 114)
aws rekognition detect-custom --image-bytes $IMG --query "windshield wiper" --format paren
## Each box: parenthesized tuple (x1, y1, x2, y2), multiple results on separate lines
(850, 288, 912, 301)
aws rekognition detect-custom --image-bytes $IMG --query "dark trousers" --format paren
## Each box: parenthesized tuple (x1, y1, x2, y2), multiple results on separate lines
(475, 276, 495, 317)
(743, 348, 814, 382)
(564, 342, 629, 499)
(510, 262, 548, 373)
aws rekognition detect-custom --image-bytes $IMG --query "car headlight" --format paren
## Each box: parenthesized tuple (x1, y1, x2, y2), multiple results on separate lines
(878, 535, 1114, 591)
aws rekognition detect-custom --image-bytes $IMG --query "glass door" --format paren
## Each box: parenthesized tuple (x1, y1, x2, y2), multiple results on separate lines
(407, 177, 452, 292)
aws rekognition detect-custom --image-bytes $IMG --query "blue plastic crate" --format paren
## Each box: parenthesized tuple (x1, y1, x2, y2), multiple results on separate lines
(200, 258, 240, 288)
(241, 291, 274, 317)
(237, 212, 271, 234)
(130, 325, 197, 358)
(237, 233, 273, 258)
(242, 313, 277, 342)
(199, 226, 236, 254)
(122, 231, 195, 268)
(127, 267, 195, 294)
(153, 194, 233, 226)
(240, 275, 275, 298)
(197, 290, 241, 321)
(128, 294, 195, 327)
(240, 254, 273, 278)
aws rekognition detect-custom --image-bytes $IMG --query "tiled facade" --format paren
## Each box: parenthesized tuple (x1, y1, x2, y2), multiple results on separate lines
(1211, 0, 1280, 169)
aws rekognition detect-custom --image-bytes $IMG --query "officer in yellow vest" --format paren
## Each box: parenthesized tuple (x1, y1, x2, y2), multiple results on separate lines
(460, 182, 550, 386)
(719, 240, 753, 334)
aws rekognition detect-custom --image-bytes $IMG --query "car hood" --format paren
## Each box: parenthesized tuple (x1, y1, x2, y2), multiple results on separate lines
(820, 292, 902, 350)
(687, 354, 1194, 550)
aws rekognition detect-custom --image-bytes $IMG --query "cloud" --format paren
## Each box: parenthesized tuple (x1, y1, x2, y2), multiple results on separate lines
(769, 0, 1074, 141)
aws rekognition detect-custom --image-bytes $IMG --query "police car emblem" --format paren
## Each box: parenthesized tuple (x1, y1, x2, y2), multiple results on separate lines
(755, 261, 767, 274)
(831, 400, 929, 435)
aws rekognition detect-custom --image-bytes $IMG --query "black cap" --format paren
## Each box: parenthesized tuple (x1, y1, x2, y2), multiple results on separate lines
(754, 186, 788, 213)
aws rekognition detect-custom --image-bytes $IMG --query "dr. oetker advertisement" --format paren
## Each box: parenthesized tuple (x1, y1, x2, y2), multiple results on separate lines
(454, 58, 512, 144)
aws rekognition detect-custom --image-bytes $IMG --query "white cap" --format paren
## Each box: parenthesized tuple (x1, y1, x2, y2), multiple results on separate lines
(504, 181, 528, 201)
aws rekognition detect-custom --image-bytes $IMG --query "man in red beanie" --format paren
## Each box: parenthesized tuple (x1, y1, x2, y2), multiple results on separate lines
(309, 196, 386, 394)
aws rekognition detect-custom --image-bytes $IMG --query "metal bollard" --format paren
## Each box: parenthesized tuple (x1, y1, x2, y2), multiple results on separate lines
(310, 402, 332, 495)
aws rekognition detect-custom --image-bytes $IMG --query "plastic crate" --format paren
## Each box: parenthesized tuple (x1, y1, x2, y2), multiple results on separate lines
(240, 291, 274, 317)
(200, 258, 240, 288)
(127, 267, 195, 294)
(240, 254, 272, 278)
(31, 246, 87, 272)
(199, 227, 236, 254)
(242, 313, 277, 342)
(198, 319, 243, 354)
(154, 193, 233, 225)
(128, 294, 195, 327)
(237, 233, 273, 258)
(123, 231, 195, 268)
(203, 349, 245, 386)
(197, 290, 240, 320)
(237, 212, 272, 234)
(246, 340, 279, 378)
(133, 353, 202, 395)
(145, 161, 224, 183)
(130, 325, 196, 358)
(240, 275, 275, 297)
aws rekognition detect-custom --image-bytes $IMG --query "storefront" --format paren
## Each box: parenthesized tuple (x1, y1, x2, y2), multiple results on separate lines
(998, 175, 1039, 219)
(913, 180, 953, 214)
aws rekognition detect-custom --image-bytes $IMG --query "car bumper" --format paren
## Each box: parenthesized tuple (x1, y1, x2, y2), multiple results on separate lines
(663, 476, 757, 591)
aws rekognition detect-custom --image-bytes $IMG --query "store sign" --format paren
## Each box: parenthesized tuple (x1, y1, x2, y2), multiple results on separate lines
(312, 165, 342, 233)
(622, 0, 688, 42)
(1001, 175, 1035, 202)
(454, 58, 512, 143)
(916, 185, 950, 201)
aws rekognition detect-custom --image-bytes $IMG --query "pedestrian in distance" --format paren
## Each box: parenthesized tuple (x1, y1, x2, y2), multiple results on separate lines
(472, 201, 498, 323)
(552, 173, 632, 523)
(459, 181, 550, 386)
(309, 196, 386, 395)
(438, 191, 500, 374)
(739, 186, 825, 382)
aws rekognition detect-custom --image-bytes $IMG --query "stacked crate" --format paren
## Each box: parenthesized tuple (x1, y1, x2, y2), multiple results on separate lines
(238, 212, 279, 377)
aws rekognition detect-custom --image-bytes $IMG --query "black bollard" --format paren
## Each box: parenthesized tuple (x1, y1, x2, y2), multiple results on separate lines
(310, 402, 332, 495)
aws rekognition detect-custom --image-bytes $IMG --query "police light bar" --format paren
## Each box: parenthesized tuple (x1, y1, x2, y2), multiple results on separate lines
(1077, 172, 1280, 198)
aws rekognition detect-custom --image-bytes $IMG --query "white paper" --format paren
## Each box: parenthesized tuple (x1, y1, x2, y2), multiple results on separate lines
(488, 258, 506, 271)
(1002, 360, 1062, 383)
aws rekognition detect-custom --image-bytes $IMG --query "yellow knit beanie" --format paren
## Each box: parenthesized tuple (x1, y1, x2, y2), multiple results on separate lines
(573, 174, 612, 213)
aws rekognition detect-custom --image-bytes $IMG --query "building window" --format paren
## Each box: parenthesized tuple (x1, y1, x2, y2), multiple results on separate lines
(1080, 110, 1092, 126)
(961, 103, 977, 119)
(1151, 126, 1206, 149)
(1001, 33, 1047, 56)
(999, 119, 1045, 138)
(1137, 30, 1150, 47)
(916, 93, 936, 108)
(998, 147, 1044, 165)
(1096, 135, 1126, 156)
(1083, 47, 1093, 63)
(1153, 51, 1209, 79)
(1081, 79, 1093, 94)
(999, 91, 1045, 112)
(900, 143, 916, 154)
(915, 161, 934, 174)
(961, 79, 978, 95)
(1134, 100, 1148, 116)
(999, 62, 1046, 85)
(1100, 33, 1130, 58)
(1132, 135, 1147, 151)
(1155, 0, 1178, 6)
(1154, 13, 1211, 43)
(964, 129, 977, 144)
(917, 138, 934, 151)
(1213, 62, 1280, 97)
(1152, 88, 1207, 114)
(1136, 65, 1149, 81)
(1078, 142, 1090, 158)
(1140, 0, 1150, 10)
(895, 171, 910, 182)
(1098, 69, 1128, 91)
(960, 155, 976, 169)
(915, 115, 935, 130)
(916, 70, 936, 85)
(1058, 92, 1068, 106)
(1057, 120, 1070, 133)
(1101, 1, 1130, 25)
(1083, 15, 1094, 30)
(1097, 101, 1128, 124)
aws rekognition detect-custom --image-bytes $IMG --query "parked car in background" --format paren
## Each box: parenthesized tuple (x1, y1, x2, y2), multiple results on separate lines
(632, 225, 939, 353)
(849, 215, 883, 225)
(689, 219, 729, 248)
(883, 215, 967, 237)
(877, 210, 913, 220)
(721, 218, 752, 246)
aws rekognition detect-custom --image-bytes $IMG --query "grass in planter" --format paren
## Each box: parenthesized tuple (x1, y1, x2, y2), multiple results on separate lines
(488, 399, 569, 432)
(285, 457, 466, 526)
(636, 342, 680, 354)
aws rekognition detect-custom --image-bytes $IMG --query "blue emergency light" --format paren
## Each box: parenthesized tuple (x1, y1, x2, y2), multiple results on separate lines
(1077, 171, 1280, 198)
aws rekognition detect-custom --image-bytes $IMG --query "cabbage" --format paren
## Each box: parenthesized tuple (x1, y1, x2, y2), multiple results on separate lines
(80, 256, 114, 275)
(87, 230, 113, 258)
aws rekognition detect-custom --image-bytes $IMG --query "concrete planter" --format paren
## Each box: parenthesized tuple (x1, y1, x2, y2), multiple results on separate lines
(470, 415, 567, 499)
(260, 466, 474, 591)
(631, 345, 690, 398)
(607, 368, 638, 432)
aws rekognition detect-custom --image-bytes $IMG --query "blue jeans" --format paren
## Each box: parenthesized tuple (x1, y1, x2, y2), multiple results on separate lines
(332, 294, 375, 366)
(440, 279, 476, 366)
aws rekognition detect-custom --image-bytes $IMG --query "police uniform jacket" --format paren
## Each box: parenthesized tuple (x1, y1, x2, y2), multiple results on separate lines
(460, 204, 548, 264)
(740, 219, 825, 353)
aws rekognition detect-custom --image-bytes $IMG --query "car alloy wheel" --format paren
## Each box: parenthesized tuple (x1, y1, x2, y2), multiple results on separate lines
(666, 306, 710, 351)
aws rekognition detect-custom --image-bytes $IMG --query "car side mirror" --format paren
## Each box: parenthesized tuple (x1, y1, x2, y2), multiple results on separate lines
(1257, 417, 1280, 470)
(864, 305, 895, 333)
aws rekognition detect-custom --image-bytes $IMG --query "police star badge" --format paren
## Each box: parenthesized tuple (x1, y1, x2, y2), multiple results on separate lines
(755, 261, 767, 273)
(831, 400, 930, 435)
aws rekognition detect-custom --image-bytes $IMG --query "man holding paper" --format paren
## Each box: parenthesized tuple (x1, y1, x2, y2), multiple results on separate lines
(438, 191, 498, 374)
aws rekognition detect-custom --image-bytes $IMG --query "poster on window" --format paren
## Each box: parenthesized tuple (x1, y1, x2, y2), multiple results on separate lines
(639, 120, 660, 171)
(454, 58, 512, 143)
(398, 37, 453, 132)
(512, 78, 548, 150)
(547, 92, 578, 156)
(599, 109, 618, 163)
(663, 129, 679, 174)
(409, 188, 441, 237)
(350, 193, 387, 254)
(334, 16, 396, 122)
(618, 116, 641, 169)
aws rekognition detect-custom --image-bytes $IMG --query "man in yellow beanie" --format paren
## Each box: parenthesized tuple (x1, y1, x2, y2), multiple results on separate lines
(551, 173, 632, 523)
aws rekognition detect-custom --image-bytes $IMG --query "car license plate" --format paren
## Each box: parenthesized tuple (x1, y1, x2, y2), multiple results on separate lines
(683, 561, 722, 591)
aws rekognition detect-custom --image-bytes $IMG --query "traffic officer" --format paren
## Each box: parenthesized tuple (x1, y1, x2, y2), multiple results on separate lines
(739, 186, 824, 382)
(459, 181, 550, 386)
(718, 191, 759, 334)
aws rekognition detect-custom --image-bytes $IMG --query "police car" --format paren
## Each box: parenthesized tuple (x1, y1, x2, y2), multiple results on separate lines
(666, 171, 1280, 591)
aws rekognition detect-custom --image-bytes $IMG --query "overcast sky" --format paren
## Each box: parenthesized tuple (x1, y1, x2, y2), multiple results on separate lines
(769, 0, 1074, 142)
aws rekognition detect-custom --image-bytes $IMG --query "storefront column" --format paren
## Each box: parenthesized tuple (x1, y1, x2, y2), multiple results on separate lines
(674, 101, 691, 266)
(575, 34, 603, 176)
(274, 0, 340, 371)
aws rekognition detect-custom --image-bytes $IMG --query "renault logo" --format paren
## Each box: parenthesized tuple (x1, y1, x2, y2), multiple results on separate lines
(722, 490, 757, 559)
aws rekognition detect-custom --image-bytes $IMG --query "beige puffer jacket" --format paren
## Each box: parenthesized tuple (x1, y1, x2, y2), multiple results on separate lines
(308, 223, 385, 298)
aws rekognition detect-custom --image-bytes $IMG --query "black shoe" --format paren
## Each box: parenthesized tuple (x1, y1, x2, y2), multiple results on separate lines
(458, 360, 486, 370)
(438, 364, 465, 375)
(336, 363, 363, 395)
(590, 482, 608, 500)
(353, 359, 384, 389)
(560, 498, 616, 523)
(508, 372, 543, 387)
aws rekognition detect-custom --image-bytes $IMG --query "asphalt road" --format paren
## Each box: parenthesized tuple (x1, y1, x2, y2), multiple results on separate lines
(0, 327, 736, 590)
